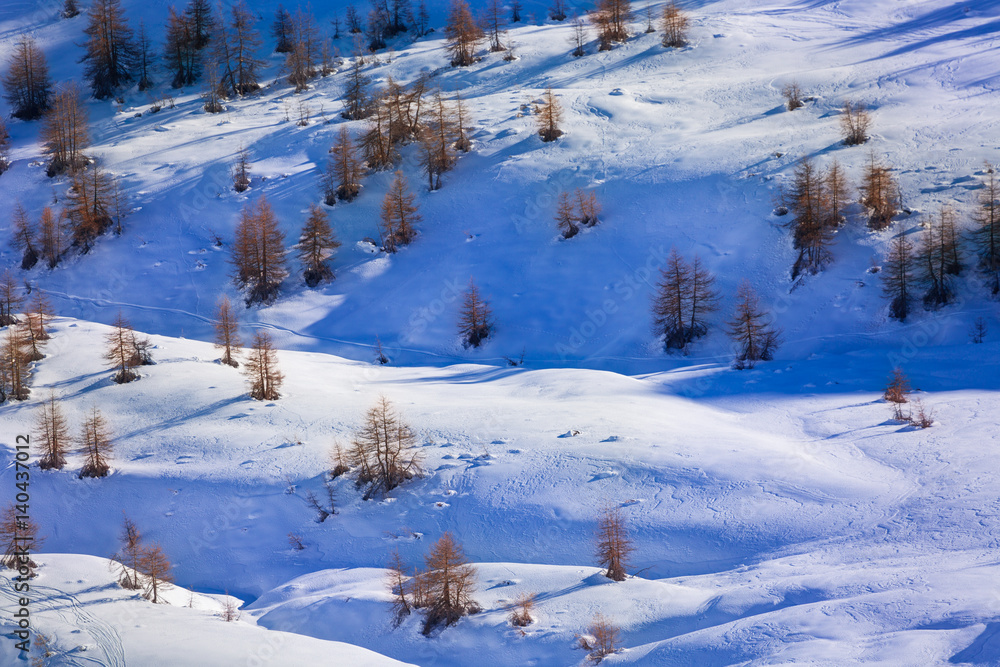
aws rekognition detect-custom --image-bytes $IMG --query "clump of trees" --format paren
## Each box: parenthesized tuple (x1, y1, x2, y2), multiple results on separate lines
(555, 188, 601, 239)
(859, 153, 899, 231)
(348, 395, 422, 499)
(1, 322, 32, 403)
(41, 84, 90, 177)
(230, 196, 288, 305)
(105, 311, 150, 383)
(592, 0, 630, 50)
(781, 157, 849, 278)
(651, 249, 718, 351)
(37, 392, 69, 470)
(299, 205, 340, 286)
(79, 406, 113, 478)
(972, 165, 1000, 293)
(244, 330, 283, 400)
(727, 280, 781, 369)
(81, 0, 138, 99)
(536, 89, 563, 142)
(444, 0, 482, 66)
(661, 2, 689, 48)
(458, 279, 493, 348)
(840, 101, 871, 146)
(2, 36, 52, 120)
(580, 614, 621, 663)
(595, 506, 632, 581)
(917, 207, 962, 308)
(212, 1, 265, 98)
(1, 504, 42, 578)
(325, 126, 364, 203)
(387, 532, 479, 635)
(213, 296, 242, 367)
(882, 234, 914, 321)
(782, 82, 803, 111)
(111, 515, 174, 603)
(379, 171, 421, 252)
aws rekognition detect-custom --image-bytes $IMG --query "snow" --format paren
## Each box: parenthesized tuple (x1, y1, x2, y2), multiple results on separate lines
(0, 0, 999, 664)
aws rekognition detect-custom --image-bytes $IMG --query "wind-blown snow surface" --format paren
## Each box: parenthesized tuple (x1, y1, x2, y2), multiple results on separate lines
(1, 319, 999, 664)
(1, 0, 1000, 664)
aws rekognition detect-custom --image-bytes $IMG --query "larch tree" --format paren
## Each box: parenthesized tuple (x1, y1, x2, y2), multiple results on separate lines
(341, 57, 372, 120)
(0, 504, 42, 577)
(585, 614, 621, 663)
(454, 92, 472, 152)
(554, 191, 579, 239)
(784, 157, 835, 278)
(243, 329, 283, 400)
(79, 406, 113, 478)
(419, 91, 458, 190)
(972, 164, 1000, 293)
(859, 153, 899, 231)
(840, 101, 871, 146)
(536, 88, 563, 142)
(593, 0, 630, 47)
(112, 514, 143, 589)
(81, 0, 138, 99)
(727, 280, 781, 369)
(37, 393, 70, 471)
(575, 188, 601, 226)
(39, 207, 66, 269)
(596, 505, 632, 581)
(348, 395, 423, 499)
(299, 205, 340, 286)
(63, 0, 81, 19)
(138, 543, 173, 603)
(917, 207, 961, 308)
(0, 270, 23, 326)
(68, 164, 114, 252)
(458, 279, 493, 348)
(346, 4, 363, 33)
(387, 549, 412, 626)
(230, 196, 288, 305)
(652, 248, 718, 351)
(421, 532, 478, 635)
(41, 83, 90, 177)
(105, 311, 139, 383)
(214, 1, 265, 97)
(271, 5, 294, 53)
(824, 159, 850, 227)
(417, 0, 432, 34)
(11, 203, 39, 270)
(0, 325, 31, 403)
(164, 7, 200, 88)
(485, 0, 507, 52)
(232, 145, 251, 192)
(882, 233, 914, 321)
(286, 7, 320, 92)
(510, 0, 522, 22)
(660, 1, 689, 47)
(380, 171, 421, 252)
(213, 295, 242, 367)
(444, 0, 481, 67)
(326, 125, 364, 203)
(570, 14, 588, 57)
(2, 35, 52, 120)
(26, 290, 54, 355)
(362, 102, 399, 172)
(185, 0, 216, 50)
(135, 20, 155, 91)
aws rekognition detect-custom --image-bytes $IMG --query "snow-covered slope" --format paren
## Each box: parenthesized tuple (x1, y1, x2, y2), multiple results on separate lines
(1, 318, 998, 664)
(2, 0, 1000, 664)
(0, 0, 998, 369)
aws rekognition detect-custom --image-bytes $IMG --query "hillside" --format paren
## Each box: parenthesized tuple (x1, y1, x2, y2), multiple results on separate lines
(0, 0, 999, 664)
